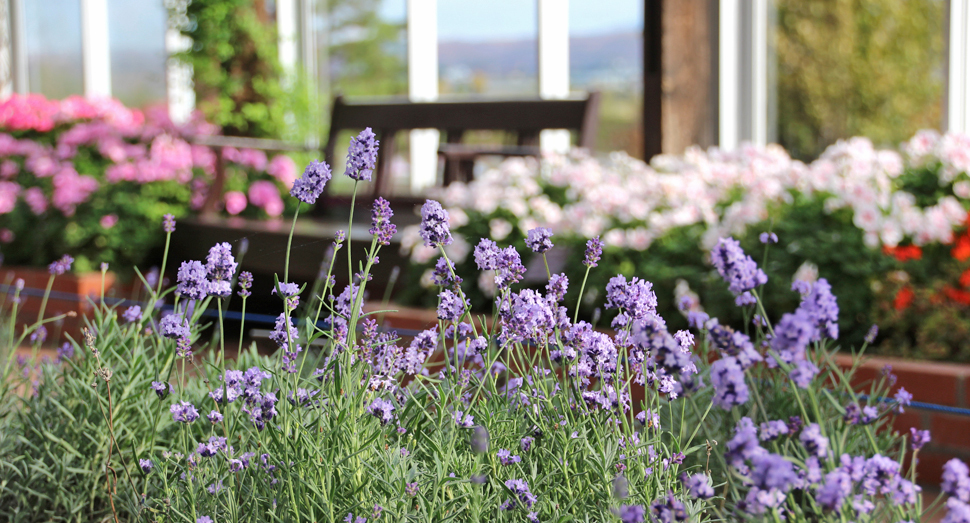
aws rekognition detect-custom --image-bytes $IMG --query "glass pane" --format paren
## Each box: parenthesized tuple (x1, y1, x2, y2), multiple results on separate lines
(438, 0, 538, 96)
(772, 0, 946, 160)
(326, 0, 407, 97)
(25, 0, 84, 99)
(108, 0, 167, 107)
(569, 0, 643, 158)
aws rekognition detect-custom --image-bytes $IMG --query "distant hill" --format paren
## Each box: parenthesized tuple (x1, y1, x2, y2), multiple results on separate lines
(439, 31, 641, 88)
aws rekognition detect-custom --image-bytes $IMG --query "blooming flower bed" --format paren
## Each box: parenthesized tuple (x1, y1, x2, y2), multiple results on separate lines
(400, 131, 970, 360)
(3, 133, 970, 522)
(0, 93, 299, 273)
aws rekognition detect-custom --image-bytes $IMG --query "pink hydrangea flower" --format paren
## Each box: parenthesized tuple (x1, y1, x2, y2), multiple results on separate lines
(224, 191, 247, 215)
(100, 214, 118, 229)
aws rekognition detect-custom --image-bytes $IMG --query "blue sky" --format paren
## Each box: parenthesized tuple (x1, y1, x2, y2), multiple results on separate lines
(381, 0, 643, 41)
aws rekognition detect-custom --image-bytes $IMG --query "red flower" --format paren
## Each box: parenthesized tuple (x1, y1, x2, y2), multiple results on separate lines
(954, 235, 970, 262)
(944, 286, 970, 305)
(884, 245, 923, 262)
(894, 286, 914, 311)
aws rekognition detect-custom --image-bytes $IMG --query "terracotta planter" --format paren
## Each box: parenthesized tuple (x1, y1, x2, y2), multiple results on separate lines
(2, 266, 119, 341)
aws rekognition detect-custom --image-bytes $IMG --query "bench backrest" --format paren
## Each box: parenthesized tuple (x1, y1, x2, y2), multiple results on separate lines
(319, 93, 600, 208)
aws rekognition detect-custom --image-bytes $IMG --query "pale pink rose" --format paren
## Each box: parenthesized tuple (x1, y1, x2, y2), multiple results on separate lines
(224, 191, 247, 215)
(100, 214, 118, 229)
(23, 187, 47, 215)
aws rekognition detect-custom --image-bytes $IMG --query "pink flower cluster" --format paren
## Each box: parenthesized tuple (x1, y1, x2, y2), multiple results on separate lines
(0, 93, 297, 219)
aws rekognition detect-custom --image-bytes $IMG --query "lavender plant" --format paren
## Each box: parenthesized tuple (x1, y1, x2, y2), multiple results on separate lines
(3, 129, 970, 523)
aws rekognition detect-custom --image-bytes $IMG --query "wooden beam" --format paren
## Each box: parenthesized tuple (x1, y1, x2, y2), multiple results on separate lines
(643, 0, 663, 159)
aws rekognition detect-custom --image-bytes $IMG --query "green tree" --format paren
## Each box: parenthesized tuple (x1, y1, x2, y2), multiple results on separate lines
(327, 0, 407, 97)
(168, 0, 287, 138)
(775, 0, 944, 160)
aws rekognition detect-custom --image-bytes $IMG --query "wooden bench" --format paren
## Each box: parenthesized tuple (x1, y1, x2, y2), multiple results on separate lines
(174, 93, 600, 288)
(316, 92, 600, 211)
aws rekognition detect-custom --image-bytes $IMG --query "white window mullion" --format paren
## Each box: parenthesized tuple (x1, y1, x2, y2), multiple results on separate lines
(80, 0, 111, 97)
(408, 0, 439, 192)
(948, 0, 970, 133)
(277, 0, 298, 85)
(718, 0, 768, 149)
(538, 0, 570, 153)
(166, 14, 194, 124)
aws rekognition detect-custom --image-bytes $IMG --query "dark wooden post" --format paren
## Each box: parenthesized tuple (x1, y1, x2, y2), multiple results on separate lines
(643, 0, 718, 158)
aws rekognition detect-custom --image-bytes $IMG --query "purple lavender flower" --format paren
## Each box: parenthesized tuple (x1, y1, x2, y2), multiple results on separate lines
(405, 482, 419, 497)
(789, 359, 819, 389)
(865, 324, 879, 344)
(945, 498, 970, 523)
(369, 197, 396, 245)
(759, 420, 789, 441)
(208, 410, 223, 423)
(237, 271, 253, 298)
(494, 246, 527, 288)
(710, 237, 767, 295)
(368, 398, 395, 426)
(269, 313, 299, 349)
(196, 517, 212, 523)
(176, 337, 193, 359)
(650, 494, 687, 522)
(437, 289, 468, 322)
(474, 238, 500, 270)
(196, 436, 229, 458)
(817, 469, 852, 512)
(616, 505, 645, 523)
(502, 479, 537, 510)
(345, 128, 379, 181)
(497, 449, 521, 466)
(419, 199, 452, 246)
(682, 472, 714, 499)
(910, 428, 931, 450)
(48, 254, 74, 275)
(798, 278, 839, 340)
(584, 236, 604, 267)
(605, 275, 659, 328)
(710, 356, 749, 410)
(176, 260, 209, 300)
(205, 242, 237, 281)
(894, 387, 913, 413)
(613, 474, 629, 498)
(770, 308, 815, 367)
(860, 405, 879, 424)
(525, 227, 554, 253)
(546, 273, 568, 302)
(30, 326, 46, 344)
(163, 213, 176, 233)
(520, 437, 534, 453)
(343, 514, 366, 523)
(453, 410, 474, 428)
(151, 381, 173, 399)
(272, 282, 301, 310)
(122, 305, 142, 323)
(291, 160, 332, 204)
(160, 313, 190, 339)
(56, 342, 74, 362)
(139, 458, 153, 473)
(170, 401, 199, 423)
(944, 459, 970, 502)
(725, 417, 761, 468)
(431, 256, 462, 287)
(800, 423, 829, 458)
(759, 232, 778, 244)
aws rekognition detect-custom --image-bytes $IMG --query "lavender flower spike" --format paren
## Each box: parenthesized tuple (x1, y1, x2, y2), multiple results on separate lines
(584, 236, 604, 267)
(369, 197, 396, 245)
(48, 254, 74, 276)
(291, 160, 332, 204)
(710, 237, 768, 296)
(525, 227, 554, 253)
(163, 213, 176, 233)
(419, 199, 453, 246)
(345, 127, 379, 181)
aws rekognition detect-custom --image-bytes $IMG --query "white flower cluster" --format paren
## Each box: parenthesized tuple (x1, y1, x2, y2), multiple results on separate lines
(402, 131, 970, 263)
